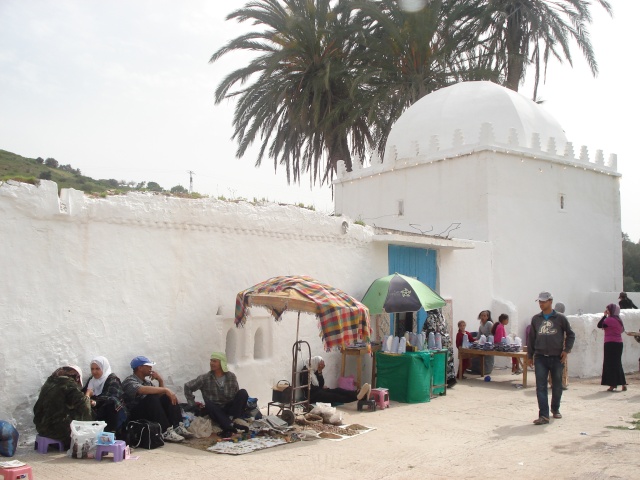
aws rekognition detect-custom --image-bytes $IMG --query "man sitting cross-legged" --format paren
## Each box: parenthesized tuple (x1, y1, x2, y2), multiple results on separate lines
(184, 352, 249, 437)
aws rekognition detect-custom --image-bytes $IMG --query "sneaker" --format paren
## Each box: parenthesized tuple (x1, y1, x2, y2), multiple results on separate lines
(233, 418, 250, 432)
(174, 422, 193, 438)
(162, 426, 185, 442)
(357, 383, 371, 401)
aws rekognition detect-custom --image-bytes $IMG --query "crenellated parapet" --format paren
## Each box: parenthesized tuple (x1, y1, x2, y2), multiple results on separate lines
(338, 122, 619, 182)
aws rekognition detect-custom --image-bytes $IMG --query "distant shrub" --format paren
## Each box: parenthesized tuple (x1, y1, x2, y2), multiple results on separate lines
(170, 185, 188, 194)
(147, 181, 163, 192)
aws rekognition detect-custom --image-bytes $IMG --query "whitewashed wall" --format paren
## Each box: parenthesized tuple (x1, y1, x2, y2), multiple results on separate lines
(0, 180, 381, 434)
(566, 310, 640, 378)
(1, 179, 634, 438)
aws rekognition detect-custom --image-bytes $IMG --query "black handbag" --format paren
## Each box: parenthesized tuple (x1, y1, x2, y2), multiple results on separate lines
(126, 420, 164, 449)
(271, 380, 292, 403)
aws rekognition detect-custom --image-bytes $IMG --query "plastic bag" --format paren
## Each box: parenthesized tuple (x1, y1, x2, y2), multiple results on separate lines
(69, 420, 106, 459)
(310, 402, 337, 424)
(337, 376, 356, 391)
(328, 412, 343, 425)
(0, 421, 19, 457)
(186, 416, 219, 438)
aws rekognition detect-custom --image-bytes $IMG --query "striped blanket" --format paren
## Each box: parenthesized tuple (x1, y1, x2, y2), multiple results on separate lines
(235, 276, 371, 352)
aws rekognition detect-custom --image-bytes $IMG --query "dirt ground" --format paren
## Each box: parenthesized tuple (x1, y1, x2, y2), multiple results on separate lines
(11, 369, 640, 480)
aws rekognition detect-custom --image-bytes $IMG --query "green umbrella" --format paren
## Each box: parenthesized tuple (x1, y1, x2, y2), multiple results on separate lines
(361, 273, 446, 314)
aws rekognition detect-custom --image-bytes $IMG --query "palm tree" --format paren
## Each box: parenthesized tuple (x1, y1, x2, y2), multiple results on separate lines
(211, 0, 371, 184)
(352, 0, 498, 157)
(473, 0, 612, 97)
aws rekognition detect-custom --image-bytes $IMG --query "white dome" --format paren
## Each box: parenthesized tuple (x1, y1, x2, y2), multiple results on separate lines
(384, 81, 567, 160)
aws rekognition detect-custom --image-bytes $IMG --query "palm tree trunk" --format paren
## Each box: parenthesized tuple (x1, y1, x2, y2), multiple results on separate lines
(504, 5, 524, 92)
(328, 135, 352, 173)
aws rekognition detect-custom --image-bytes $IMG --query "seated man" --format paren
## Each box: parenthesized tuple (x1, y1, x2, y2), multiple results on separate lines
(122, 356, 190, 442)
(184, 352, 249, 436)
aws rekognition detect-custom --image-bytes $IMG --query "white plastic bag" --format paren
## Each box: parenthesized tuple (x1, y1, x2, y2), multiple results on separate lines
(187, 416, 219, 438)
(68, 420, 106, 459)
(310, 402, 337, 424)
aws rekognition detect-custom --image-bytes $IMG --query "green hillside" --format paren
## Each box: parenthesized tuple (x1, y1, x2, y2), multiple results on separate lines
(0, 149, 202, 197)
(0, 149, 133, 194)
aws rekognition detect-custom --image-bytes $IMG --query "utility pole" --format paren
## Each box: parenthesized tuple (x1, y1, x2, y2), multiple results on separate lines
(187, 170, 195, 194)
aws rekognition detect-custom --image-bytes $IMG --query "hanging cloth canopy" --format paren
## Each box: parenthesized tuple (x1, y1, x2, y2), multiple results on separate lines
(235, 275, 371, 352)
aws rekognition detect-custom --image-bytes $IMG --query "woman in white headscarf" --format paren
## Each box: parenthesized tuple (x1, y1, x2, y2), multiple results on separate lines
(83, 356, 127, 435)
(300, 356, 371, 404)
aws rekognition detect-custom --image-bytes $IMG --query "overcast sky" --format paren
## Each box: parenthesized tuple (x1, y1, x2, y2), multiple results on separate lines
(1, 0, 638, 241)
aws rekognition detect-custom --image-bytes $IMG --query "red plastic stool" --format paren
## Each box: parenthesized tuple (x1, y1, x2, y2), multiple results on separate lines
(0, 465, 34, 480)
(95, 440, 126, 462)
(34, 434, 64, 454)
(370, 388, 390, 410)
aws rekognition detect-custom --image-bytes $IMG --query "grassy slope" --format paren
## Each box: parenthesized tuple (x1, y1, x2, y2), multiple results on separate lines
(0, 149, 131, 194)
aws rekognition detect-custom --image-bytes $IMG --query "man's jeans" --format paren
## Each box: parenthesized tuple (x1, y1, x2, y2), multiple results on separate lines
(204, 389, 249, 431)
(534, 355, 564, 418)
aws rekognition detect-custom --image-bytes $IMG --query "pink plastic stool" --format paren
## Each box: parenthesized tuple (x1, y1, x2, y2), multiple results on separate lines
(0, 465, 34, 480)
(34, 434, 65, 454)
(370, 388, 390, 410)
(95, 440, 126, 462)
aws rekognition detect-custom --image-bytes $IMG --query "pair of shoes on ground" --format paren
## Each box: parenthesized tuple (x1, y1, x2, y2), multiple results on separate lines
(608, 385, 629, 392)
(357, 383, 371, 401)
(163, 426, 185, 442)
(532, 416, 549, 425)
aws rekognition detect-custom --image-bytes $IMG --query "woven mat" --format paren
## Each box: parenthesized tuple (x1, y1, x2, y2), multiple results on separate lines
(181, 432, 298, 456)
(206, 436, 288, 455)
(298, 423, 376, 441)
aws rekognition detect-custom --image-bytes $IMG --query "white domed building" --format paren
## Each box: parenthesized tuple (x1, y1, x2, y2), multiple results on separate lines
(334, 81, 622, 333)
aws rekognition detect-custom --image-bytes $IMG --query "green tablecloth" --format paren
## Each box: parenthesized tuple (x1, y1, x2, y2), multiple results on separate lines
(376, 351, 433, 403)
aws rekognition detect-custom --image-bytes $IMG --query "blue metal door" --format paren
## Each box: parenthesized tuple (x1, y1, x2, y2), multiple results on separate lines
(388, 245, 438, 333)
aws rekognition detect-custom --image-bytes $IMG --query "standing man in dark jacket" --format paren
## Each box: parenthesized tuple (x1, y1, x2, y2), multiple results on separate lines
(527, 292, 576, 425)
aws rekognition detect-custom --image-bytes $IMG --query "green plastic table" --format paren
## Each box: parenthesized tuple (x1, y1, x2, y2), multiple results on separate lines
(375, 350, 446, 403)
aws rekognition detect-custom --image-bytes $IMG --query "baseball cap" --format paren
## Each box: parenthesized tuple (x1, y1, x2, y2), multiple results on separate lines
(130, 355, 156, 369)
(536, 292, 553, 302)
